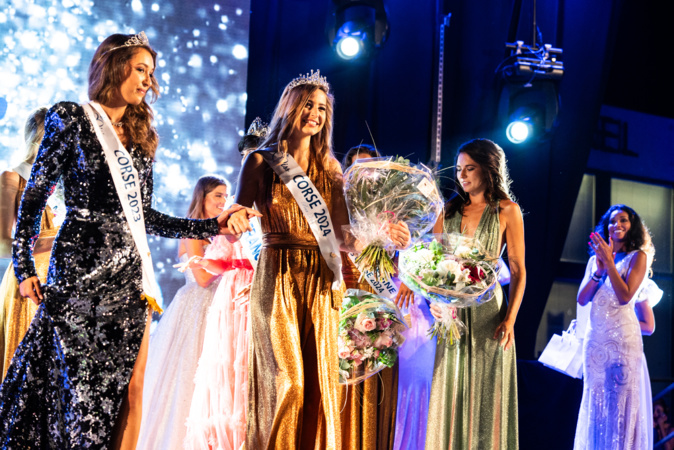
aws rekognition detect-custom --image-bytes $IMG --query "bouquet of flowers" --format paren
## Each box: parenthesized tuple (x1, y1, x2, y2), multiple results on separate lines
(343, 156, 443, 281)
(398, 233, 500, 345)
(338, 289, 408, 385)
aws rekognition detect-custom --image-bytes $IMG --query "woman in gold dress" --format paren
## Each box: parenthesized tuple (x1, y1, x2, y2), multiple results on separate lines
(229, 73, 410, 449)
(0, 107, 58, 380)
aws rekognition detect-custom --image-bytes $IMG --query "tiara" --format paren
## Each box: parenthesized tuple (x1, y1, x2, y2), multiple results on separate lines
(103, 31, 150, 55)
(285, 70, 330, 93)
(247, 117, 269, 138)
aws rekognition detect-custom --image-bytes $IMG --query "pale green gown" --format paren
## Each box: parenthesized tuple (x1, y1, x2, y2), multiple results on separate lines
(425, 205, 518, 449)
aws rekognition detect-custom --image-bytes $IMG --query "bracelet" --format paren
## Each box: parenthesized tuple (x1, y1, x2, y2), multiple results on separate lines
(591, 272, 602, 282)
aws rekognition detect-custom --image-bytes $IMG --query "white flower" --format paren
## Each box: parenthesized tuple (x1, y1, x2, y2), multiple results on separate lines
(362, 347, 375, 359)
(414, 248, 436, 264)
(456, 268, 472, 284)
(455, 245, 473, 259)
(419, 268, 436, 280)
(435, 260, 449, 278)
(403, 247, 438, 274)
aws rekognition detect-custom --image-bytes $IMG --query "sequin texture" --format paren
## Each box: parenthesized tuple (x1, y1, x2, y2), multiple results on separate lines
(573, 252, 651, 449)
(0, 102, 219, 448)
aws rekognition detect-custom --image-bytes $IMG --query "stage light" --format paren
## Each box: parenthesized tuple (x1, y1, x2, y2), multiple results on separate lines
(335, 33, 362, 60)
(497, 40, 563, 144)
(327, 1, 389, 61)
(506, 119, 532, 144)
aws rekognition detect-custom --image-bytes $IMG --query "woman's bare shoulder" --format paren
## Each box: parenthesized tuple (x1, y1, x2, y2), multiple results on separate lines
(499, 199, 521, 216)
(0, 170, 20, 186)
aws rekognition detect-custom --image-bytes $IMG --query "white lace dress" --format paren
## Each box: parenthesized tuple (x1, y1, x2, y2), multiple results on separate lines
(137, 240, 223, 450)
(574, 251, 652, 450)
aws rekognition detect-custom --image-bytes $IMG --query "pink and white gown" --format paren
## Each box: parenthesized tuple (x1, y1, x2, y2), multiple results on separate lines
(184, 237, 254, 450)
(137, 239, 224, 450)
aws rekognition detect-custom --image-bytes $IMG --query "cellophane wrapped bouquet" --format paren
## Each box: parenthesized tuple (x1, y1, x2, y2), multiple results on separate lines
(343, 156, 443, 281)
(338, 289, 408, 385)
(398, 233, 499, 345)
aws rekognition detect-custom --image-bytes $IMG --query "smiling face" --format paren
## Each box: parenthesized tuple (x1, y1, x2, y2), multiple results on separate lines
(292, 88, 327, 139)
(203, 184, 228, 218)
(115, 48, 155, 107)
(456, 152, 485, 195)
(608, 209, 631, 243)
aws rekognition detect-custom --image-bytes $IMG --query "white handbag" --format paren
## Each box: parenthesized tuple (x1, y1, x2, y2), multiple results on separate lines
(538, 320, 584, 379)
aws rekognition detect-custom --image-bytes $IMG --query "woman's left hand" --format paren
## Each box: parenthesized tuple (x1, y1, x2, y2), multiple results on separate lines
(429, 302, 445, 320)
(386, 221, 411, 250)
(590, 232, 614, 267)
(494, 319, 515, 350)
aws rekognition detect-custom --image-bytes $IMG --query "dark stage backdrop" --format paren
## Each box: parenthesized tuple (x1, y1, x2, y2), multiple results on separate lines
(0, 0, 251, 309)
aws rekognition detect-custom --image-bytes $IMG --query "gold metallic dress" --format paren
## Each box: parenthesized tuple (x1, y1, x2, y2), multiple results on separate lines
(426, 206, 518, 449)
(0, 174, 58, 379)
(340, 253, 398, 450)
(246, 154, 342, 449)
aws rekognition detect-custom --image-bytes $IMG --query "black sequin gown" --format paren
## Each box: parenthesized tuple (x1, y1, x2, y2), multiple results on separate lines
(0, 102, 219, 449)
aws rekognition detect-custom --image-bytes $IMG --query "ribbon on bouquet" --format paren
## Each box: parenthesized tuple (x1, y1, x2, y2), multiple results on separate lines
(82, 102, 162, 313)
(347, 252, 398, 299)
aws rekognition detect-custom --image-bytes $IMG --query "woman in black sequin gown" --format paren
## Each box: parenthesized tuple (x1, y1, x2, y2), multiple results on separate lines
(0, 33, 254, 449)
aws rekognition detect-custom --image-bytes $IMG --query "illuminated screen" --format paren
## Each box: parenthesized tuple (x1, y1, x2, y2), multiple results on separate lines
(0, 0, 251, 308)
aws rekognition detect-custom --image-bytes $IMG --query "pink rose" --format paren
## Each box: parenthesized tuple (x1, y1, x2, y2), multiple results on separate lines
(376, 317, 393, 330)
(354, 313, 377, 333)
(374, 330, 394, 349)
(351, 331, 371, 349)
(338, 338, 352, 359)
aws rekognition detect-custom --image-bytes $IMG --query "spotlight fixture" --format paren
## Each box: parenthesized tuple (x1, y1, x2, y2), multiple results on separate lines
(497, 41, 563, 144)
(327, 0, 389, 61)
(335, 26, 363, 60)
(506, 118, 533, 144)
(503, 40, 564, 81)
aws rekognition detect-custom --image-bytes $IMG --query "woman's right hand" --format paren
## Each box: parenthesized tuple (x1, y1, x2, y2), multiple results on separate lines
(590, 232, 612, 273)
(19, 276, 43, 305)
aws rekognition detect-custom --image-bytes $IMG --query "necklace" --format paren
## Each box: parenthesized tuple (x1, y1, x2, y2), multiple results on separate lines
(111, 121, 124, 128)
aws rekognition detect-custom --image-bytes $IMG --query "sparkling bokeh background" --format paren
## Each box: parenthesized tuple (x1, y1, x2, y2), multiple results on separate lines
(0, 0, 251, 308)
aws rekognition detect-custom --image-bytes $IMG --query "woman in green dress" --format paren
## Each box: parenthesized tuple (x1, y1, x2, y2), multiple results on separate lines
(425, 138, 526, 449)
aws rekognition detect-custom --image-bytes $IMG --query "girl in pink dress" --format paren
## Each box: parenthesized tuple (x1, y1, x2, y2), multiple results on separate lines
(183, 125, 265, 450)
(183, 235, 255, 450)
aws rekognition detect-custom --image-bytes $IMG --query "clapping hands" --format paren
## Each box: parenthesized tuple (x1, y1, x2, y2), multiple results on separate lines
(589, 232, 612, 275)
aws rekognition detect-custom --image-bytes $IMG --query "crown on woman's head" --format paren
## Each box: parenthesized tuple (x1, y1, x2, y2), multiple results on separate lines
(247, 117, 269, 138)
(285, 70, 329, 93)
(103, 31, 150, 55)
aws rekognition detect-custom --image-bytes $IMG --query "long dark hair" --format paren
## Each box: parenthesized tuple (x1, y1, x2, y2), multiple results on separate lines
(592, 204, 654, 256)
(238, 135, 265, 159)
(88, 33, 160, 158)
(341, 144, 381, 170)
(446, 138, 514, 218)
